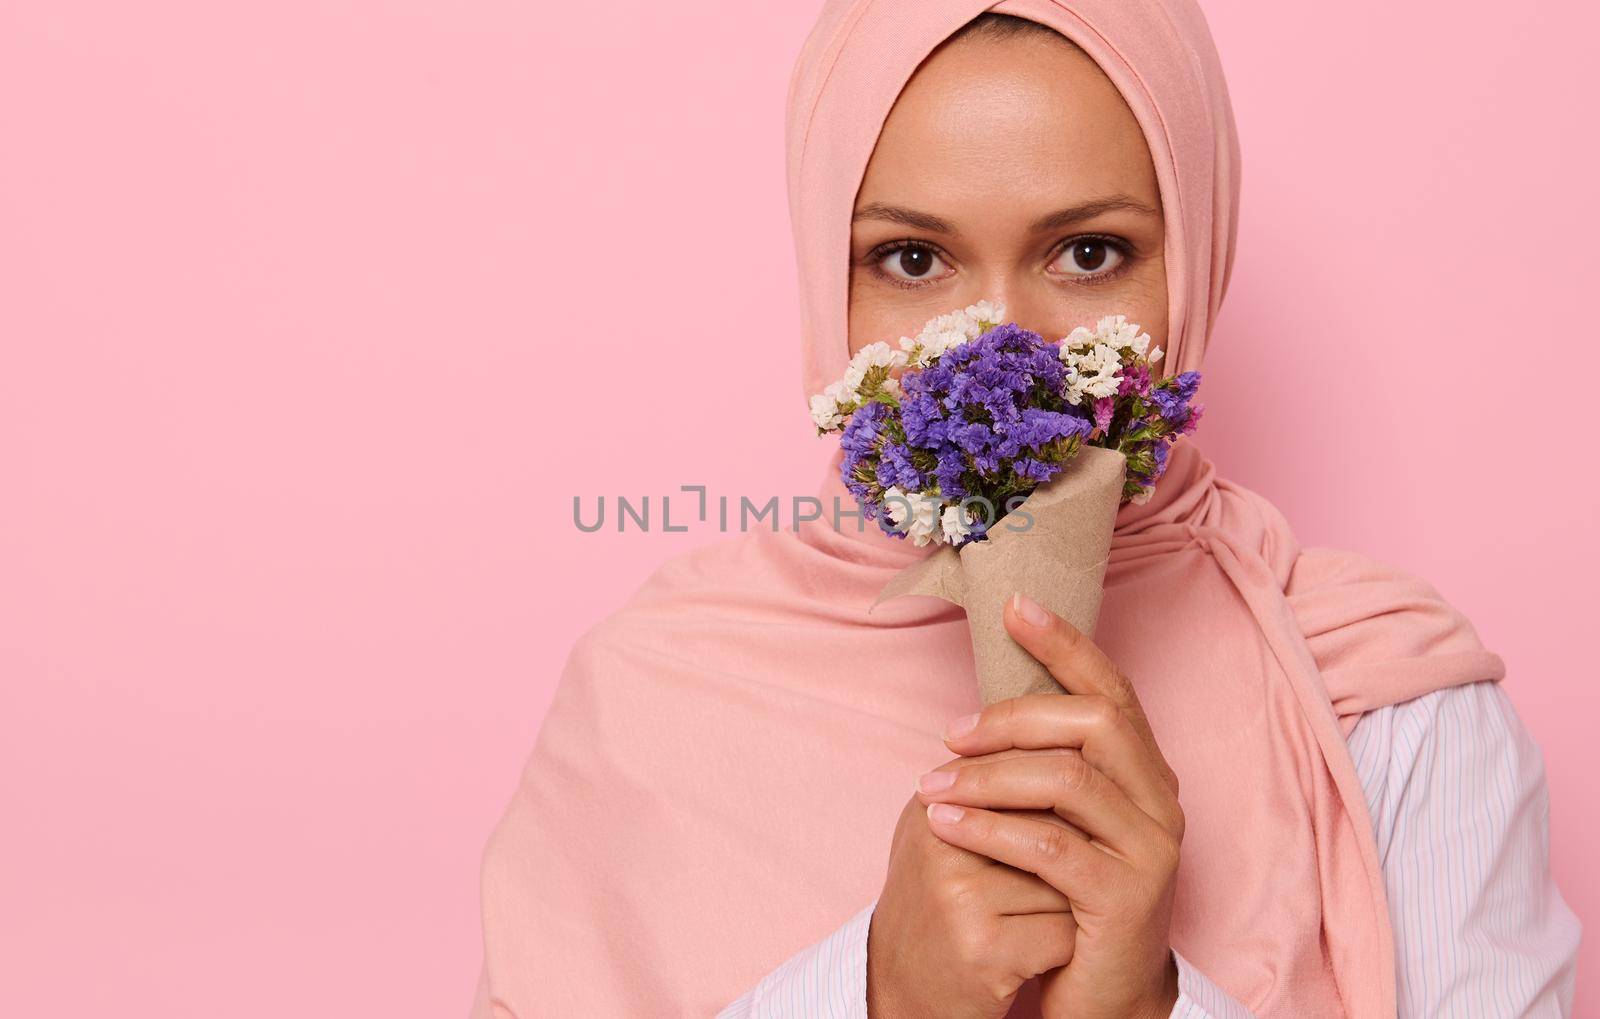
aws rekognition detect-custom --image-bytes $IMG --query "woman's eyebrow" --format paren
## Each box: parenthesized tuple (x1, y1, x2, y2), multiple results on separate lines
(851, 202, 957, 233)
(1028, 195, 1161, 232)
(849, 195, 1160, 236)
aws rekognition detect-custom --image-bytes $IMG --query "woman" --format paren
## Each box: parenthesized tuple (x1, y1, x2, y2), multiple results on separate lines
(473, 2, 1580, 1016)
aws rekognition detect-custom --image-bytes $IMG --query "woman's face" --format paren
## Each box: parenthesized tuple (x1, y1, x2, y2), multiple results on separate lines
(848, 29, 1168, 362)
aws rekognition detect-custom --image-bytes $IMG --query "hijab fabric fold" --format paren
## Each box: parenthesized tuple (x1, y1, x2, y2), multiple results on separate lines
(475, 2, 1504, 1015)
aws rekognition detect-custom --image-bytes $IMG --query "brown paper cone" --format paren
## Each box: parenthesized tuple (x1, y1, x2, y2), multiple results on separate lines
(872, 445, 1127, 705)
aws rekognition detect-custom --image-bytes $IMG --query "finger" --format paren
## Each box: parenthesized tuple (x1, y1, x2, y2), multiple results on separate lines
(925, 801, 1119, 908)
(918, 753, 1161, 858)
(995, 911, 1076, 976)
(939, 693, 1180, 827)
(1001, 593, 1177, 790)
(983, 864, 1075, 916)
(1001, 592, 1143, 716)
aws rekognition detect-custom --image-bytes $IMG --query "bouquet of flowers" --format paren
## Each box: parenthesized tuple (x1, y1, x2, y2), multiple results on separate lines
(811, 300, 1203, 703)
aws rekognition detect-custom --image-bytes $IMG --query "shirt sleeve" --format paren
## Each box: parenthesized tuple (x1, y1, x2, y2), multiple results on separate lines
(1346, 679, 1582, 1017)
(715, 901, 873, 1018)
(711, 903, 1257, 1019)
(1168, 950, 1257, 1018)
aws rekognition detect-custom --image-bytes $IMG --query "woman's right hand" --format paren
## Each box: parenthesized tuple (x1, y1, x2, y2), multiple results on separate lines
(866, 749, 1081, 1018)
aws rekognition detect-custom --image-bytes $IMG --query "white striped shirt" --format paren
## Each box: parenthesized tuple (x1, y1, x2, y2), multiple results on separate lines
(718, 680, 1581, 1017)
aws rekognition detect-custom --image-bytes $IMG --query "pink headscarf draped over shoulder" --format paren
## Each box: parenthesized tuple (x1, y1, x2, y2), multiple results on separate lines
(473, 2, 1504, 1016)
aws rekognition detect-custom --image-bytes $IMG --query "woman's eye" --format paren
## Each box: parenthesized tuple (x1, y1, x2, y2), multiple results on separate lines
(878, 244, 949, 282)
(1053, 238, 1126, 277)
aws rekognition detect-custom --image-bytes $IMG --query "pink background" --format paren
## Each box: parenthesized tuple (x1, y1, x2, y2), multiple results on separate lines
(1, 1, 1593, 1014)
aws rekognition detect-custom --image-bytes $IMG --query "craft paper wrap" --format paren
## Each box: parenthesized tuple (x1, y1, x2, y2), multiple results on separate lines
(875, 445, 1127, 704)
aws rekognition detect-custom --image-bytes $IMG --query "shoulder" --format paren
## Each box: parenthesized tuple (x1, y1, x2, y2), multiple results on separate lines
(537, 525, 848, 744)
(1348, 681, 1583, 1015)
(568, 528, 806, 653)
(1279, 543, 1505, 716)
(1346, 680, 1543, 860)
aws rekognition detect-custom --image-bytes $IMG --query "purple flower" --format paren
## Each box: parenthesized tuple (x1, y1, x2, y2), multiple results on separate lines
(838, 400, 892, 516)
(933, 448, 970, 500)
(1012, 457, 1059, 483)
(876, 440, 925, 492)
(1149, 387, 1188, 425)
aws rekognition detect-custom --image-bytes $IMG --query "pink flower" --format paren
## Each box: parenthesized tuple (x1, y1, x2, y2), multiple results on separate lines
(1093, 397, 1115, 433)
(1118, 363, 1151, 397)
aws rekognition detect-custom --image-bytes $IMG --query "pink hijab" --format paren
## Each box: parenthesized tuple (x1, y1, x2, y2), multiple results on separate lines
(474, 2, 1504, 1016)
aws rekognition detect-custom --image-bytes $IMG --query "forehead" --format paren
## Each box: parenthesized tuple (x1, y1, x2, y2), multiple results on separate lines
(857, 33, 1158, 216)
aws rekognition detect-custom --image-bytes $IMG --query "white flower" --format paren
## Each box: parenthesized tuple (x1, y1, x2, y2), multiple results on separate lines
(882, 487, 908, 530)
(809, 392, 842, 431)
(1060, 315, 1153, 359)
(923, 309, 975, 339)
(1094, 314, 1154, 358)
(841, 362, 867, 394)
(1062, 370, 1089, 405)
(809, 378, 857, 427)
(939, 504, 976, 545)
(911, 327, 970, 366)
(824, 378, 855, 405)
(1094, 314, 1141, 349)
(964, 299, 1006, 331)
(809, 342, 910, 430)
(1062, 325, 1096, 351)
(883, 487, 940, 546)
(905, 497, 941, 546)
(1062, 341, 1124, 403)
(851, 341, 903, 371)
(900, 300, 1007, 366)
(838, 342, 898, 396)
(854, 342, 908, 398)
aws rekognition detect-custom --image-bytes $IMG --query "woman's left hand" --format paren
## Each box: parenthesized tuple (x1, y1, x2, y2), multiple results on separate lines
(915, 593, 1184, 1019)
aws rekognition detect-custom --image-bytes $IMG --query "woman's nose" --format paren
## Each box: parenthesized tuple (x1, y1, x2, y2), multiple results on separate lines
(985, 287, 1054, 337)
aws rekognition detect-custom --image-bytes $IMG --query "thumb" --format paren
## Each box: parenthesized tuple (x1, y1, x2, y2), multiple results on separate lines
(1001, 592, 1122, 700)
(1001, 593, 1167, 765)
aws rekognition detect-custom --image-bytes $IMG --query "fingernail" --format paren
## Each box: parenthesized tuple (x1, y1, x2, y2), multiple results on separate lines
(1013, 592, 1051, 628)
(942, 712, 979, 741)
(917, 770, 957, 794)
(927, 802, 965, 824)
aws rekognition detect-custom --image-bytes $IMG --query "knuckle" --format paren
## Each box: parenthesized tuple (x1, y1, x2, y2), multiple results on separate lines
(993, 697, 1018, 731)
(1151, 829, 1182, 873)
(1105, 668, 1135, 702)
(1053, 753, 1094, 797)
(940, 889, 979, 927)
(954, 922, 991, 968)
(964, 765, 989, 795)
(1053, 618, 1090, 658)
(1033, 823, 1074, 863)
(980, 972, 1018, 1006)
(942, 873, 979, 909)
(1082, 694, 1119, 730)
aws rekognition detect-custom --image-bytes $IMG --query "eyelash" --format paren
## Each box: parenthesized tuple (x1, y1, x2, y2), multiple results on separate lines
(861, 235, 1136, 290)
